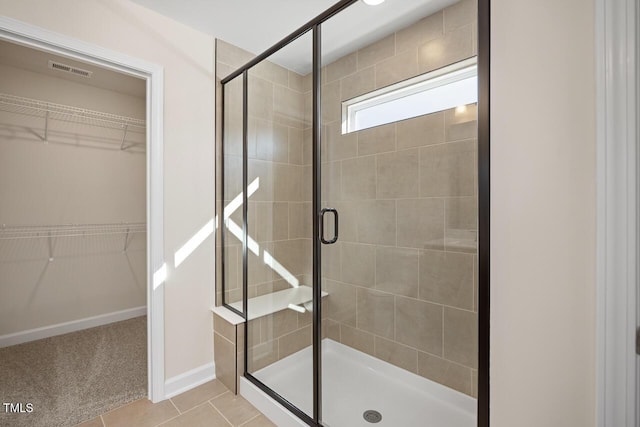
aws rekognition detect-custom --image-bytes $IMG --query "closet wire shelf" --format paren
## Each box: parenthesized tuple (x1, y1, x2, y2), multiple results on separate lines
(0, 223, 146, 240)
(0, 93, 146, 150)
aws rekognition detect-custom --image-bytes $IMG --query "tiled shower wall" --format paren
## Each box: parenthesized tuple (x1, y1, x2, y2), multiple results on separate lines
(215, 39, 318, 371)
(215, 0, 478, 397)
(319, 0, 479, 397)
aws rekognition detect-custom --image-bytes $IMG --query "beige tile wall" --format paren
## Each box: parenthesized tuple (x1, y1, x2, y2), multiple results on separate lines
(213, 313, 238, 393)
(215, 39, 315, 369)
(319, 0, 479, 397)
(215, 0, 479, 398)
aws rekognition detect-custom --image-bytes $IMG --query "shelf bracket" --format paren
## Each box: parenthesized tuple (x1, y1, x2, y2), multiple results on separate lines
(47, 231, 54, 262)
(120, 124, 129, 150)
(41, 111, 49, 144)
(123, 227, 131, 252)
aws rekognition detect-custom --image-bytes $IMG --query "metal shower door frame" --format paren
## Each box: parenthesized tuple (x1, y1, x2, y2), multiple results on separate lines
(218, 0, 491, 425)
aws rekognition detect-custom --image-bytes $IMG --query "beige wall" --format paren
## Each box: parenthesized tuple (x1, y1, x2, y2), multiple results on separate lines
(0, 62, 146, 334)
(491, 0, 596, 425)
(0, 0, 216, 379)
(0, 63, 146, 225)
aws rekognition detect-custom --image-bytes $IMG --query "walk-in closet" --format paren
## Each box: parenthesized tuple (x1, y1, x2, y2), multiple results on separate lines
(0, 39, 148, 427)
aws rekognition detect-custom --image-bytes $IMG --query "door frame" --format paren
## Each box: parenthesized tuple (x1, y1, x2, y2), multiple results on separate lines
(0, 17, 167, 402)
(596, 0, 638, 425)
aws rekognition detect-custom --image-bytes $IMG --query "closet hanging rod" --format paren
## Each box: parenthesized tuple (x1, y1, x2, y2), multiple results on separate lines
(0, 93, 146, 132)
(0, 222, 146, 240)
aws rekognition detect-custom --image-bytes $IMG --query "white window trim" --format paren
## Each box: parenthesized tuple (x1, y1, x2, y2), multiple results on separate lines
(342, 57, 477, 134)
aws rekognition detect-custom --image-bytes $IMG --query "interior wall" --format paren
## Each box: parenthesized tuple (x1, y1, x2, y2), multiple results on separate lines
(0, 63, 146, 224)
(0, 62, 146, 334)
(0, 0, 216, 379)
(490, 0, 596, 425)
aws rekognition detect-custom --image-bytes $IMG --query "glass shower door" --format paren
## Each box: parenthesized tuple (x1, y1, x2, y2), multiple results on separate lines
(220, 73, 244, 314)
(243, 30, 315, 421)
(319, 1, 479, 426)
(218, 0, 486, 425)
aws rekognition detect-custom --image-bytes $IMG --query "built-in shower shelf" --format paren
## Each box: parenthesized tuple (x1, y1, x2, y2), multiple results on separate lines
(228, 285, 328, 320)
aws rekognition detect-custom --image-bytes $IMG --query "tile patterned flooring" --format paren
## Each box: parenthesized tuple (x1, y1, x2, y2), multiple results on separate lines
(76, 380, 275, 427)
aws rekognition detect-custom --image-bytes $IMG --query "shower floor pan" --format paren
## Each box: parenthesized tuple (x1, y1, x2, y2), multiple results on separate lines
(244, 338, 476, 427)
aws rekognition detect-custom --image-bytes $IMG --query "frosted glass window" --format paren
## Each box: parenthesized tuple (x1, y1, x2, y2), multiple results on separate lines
(342, 57, 477, 133)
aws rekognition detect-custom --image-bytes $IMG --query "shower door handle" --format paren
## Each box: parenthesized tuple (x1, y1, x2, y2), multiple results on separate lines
(320, 208, 339, 244)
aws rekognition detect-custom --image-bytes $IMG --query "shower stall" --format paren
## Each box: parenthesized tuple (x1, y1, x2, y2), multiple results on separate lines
(215, 0, 489, 425)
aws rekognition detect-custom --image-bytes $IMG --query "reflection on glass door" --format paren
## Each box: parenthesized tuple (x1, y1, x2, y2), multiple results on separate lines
(243, 30, 315, 420)
(319, 1, 479, 426)
(221, 74, 244, 314)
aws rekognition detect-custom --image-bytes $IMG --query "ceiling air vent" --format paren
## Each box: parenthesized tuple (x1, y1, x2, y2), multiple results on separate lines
(48, 60, 93, 78)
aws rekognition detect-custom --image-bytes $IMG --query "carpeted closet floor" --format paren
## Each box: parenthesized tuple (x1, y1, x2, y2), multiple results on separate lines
(0, 316, 147, 427)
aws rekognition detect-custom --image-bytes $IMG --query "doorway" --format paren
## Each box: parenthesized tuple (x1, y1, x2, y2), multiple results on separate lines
(0, 15, 166, 421)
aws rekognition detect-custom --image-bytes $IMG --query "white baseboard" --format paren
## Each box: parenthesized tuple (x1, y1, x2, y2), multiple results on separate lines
(164, 362, 216, 399)
(0, 306, 147, 348)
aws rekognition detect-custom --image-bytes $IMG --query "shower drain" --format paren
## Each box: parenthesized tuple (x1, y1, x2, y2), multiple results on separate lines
(363, 410, 382, 423)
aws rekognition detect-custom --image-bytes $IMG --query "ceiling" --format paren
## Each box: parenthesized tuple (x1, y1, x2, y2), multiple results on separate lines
(0, 40, 146, 97)
(133, 0, 459, 74)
